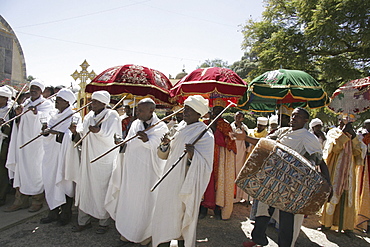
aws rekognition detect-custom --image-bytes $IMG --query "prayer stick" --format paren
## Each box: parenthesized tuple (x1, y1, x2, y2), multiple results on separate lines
(0, 92, 58, 127)
(90, 106, 184, 163)
(19, 102, 92, 149)
(73, 95, 127, 148)
(150, 100, 237, 192)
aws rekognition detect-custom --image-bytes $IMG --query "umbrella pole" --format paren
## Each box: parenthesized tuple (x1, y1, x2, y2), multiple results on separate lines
(339, 190, 345, 232)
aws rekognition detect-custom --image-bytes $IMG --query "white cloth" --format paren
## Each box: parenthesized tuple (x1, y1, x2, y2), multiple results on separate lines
(184, 95, 209, 117)
(30, 79, 45, 92)
(113, 113, 168, 242)
(57, 88, 76, 105)
(74, 108, 121, 219)
(257, 117, 268, 125)
(0, 86, 12, 98)
(91, 91, 110, 105)
(309, 118, 323, 129)
(0, 100, 13, 151)
(6, 96, 54, 195)
(42, 107, 78, 210)
(151, 121, 214, 247)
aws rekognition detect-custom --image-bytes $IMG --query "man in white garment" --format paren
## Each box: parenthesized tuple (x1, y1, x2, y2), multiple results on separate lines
(0, 86, 15, 206)
(115, 98, 168, 245)
(39, 88, 77, 226)
(5, 80, 54, 212)
(71, 90, 121, 234)
(152, 95, 214, 247)
(243, 107, 330, 247)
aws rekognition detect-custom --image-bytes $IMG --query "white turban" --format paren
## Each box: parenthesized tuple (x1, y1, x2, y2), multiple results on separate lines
(309, 118, 323, 129)
(92, 90, 110, 105)
(0, 86, 12, 99)
(269, 115, 278, 124)
(364, 119, 370, 124)
(257, 117, 268, 126)
(30, 79, 45, 92)
(57, 88, 76, 105)
(184, 95, 209, 117)
(138, 98, 156, 105)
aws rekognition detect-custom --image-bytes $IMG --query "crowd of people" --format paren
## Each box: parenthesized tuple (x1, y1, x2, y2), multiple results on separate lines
(0, 80, 369, 247)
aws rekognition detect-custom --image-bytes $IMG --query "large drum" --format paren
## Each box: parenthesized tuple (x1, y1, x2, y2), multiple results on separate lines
(236, 138, 331, 215)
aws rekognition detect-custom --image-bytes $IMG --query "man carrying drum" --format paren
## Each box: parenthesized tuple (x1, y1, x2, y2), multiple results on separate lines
(242, 107, 331, 247)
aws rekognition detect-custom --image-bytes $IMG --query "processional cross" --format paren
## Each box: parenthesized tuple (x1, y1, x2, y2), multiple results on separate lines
(71, 60, 96, 117)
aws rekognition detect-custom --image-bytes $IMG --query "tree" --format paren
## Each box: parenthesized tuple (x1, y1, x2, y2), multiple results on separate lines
(241, 0, 370, 95)
(198, 59, 229, 68)
(230, 51, 258, 80)
(27, 75, 35, 82)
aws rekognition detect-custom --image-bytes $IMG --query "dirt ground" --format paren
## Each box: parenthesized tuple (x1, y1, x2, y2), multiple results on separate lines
(1, 202, 369, 247)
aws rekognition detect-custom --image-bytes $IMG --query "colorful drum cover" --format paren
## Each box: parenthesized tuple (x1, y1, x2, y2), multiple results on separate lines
(236, 138, 331, 215)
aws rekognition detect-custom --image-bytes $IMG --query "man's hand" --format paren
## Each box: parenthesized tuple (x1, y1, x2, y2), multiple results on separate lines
(342, 122, 356, 139)
(28, 106, 37, 115)
(69, 123, 77, 135)
(89, 125, 100, 133)
(15, 105, 23, 115)
(160, 133, 171, 145)
(137, 131, 148, 142)
(0, 118, 4, 125)
(185, 143, 194, 160)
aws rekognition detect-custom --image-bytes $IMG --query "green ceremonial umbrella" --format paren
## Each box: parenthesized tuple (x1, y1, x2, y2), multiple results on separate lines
(238, 69, 330, 112)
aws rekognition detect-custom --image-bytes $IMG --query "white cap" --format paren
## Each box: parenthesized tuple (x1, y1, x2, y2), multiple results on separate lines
(309, 118, 323, 129)
(57, 88, 76, 105)
(257, 117, 268, 126)
(184, 95, 209, 117)
(30, 79, 45, 92)
(269, 115, 278, 124)
(138, 98, 156, 105)
(0, 86, 12, 99)
(91, 90, 110, 105)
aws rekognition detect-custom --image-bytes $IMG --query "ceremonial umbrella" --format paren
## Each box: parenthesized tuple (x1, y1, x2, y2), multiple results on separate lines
(238, 69, 330, 112)
(85, 64, 173, 105)
(169, 67, 247, 107)
(328, 76, 370, 115)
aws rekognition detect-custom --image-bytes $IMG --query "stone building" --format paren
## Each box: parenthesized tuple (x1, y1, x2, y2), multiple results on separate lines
(0, 15, 27, 87)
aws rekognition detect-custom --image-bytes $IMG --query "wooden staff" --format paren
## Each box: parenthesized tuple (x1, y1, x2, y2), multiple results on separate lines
(0, 92, 58, 128)
(73, 95, 127, 148)
(0, 83, 28, 125)
(19, 102, 92, 149)
(150, 101, 237, 192)
(90, 106, 184, 163)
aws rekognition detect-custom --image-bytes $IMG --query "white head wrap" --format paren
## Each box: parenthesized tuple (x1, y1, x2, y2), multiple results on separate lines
(257, 117, 268, 126)
(138, 98, 156, 105)
(92, 90, 110, 105)
(364, 119, 370, 124)
(184, 95, 209, 117)
(30, 79, 45, 92)
(0, 86, 13, 99)
(309, 118, 323, 129)
(269, 115, 278, 125)
(57, 88, 76, 105)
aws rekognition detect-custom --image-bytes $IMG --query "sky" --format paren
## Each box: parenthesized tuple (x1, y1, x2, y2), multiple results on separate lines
(1, 0, 265, 88)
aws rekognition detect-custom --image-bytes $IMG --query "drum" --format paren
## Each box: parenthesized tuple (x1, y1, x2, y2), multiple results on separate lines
(236, 138, 331, 215)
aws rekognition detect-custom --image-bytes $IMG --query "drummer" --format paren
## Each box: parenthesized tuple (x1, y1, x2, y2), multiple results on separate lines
(242, 107, 331, 247)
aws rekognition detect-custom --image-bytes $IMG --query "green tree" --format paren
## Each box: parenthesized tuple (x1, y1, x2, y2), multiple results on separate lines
(230, 51, 258, 80)
(241, 0, 370, 95)
(27, 75, 35, 82)
(198, 59, 229, 68)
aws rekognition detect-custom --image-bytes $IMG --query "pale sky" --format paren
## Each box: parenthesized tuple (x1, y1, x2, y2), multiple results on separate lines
(1, 0, 264, 88)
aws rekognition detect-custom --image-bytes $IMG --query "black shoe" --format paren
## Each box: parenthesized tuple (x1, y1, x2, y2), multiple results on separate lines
(56, 219, 69, 226)
(40, 216, 58, 224)
(72, 223, 92, 232)
(214, 206, 222, 220)
(198, 205, 207, 219)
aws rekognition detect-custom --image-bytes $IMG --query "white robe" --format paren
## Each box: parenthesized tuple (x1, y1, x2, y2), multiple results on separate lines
(114, 113, 168, 242)
(151, 121, 214, 247)
(74, 108, 121, 219)
(42, 107, 79, 210)
(0, 100, 13, 151)
(6, 96, 54, 195)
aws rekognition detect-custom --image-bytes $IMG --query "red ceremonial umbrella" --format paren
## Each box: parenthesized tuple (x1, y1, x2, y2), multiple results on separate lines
(329, 76, 370, 115)
(170, 67, 247, 107)
(85, 64, 173, 105)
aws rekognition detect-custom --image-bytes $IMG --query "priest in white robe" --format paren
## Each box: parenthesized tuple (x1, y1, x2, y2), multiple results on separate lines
(71, 90, 121, 234)
(152, 95, 214, 247)
(5, 80, 54, 212)
(40, 88, 78, 226)
(114, 98, 168, 245)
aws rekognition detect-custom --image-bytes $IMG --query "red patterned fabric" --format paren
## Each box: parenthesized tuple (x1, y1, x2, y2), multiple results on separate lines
(85, 64, 172, 104)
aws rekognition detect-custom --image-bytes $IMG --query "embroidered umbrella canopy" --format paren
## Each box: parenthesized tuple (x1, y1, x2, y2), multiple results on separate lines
(328, 76, 370, 114)
(238, 69, 330, 112)
(85, 64, 173, 105)
(169, 67, 247, 107)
